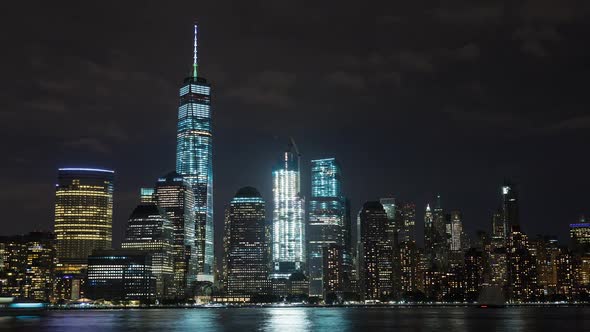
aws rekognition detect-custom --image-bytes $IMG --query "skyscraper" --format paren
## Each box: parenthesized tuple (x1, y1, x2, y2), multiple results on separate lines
(154, 171, 196, 296)
(379, 197, 399, 248)
(358, 201, 393, 301)
(464, 248, 484, 302)
(570, 216, 590, 255)
(271, 140, 305, 278)
(122, 204, 174, 299)
(308, 158, 345, 298)
(424, 204, 434, 258)
(507, 225, 537, 303)
(491, 210, 505, 245)
(175, 24, 214, 282)
(323, 243, 344, 301)
(399, 202, 416, 243)
(397, 202, 417, 298)
(431, 195, 449, 271)
(501, 181, 519, 239)
(223, 187, 268, 297)
(449, 211, 463, 252)
(53, 168, 114, 273)
(379, 196, 400, 300)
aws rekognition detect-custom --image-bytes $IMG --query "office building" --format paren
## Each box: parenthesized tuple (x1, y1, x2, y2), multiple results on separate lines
(223, 187, 268, 296)
(323, 243, 344, 302)
(308, 158, 345, 297)
(54, 168, 114, 273)
(500, 181, 519, 240)
(86, 249, 156, 302)
(507, 226, 537, 303)
(271, 140, 305, 279)
(449, 211, 463, 252)
(399, 202, 416, 243)
(464, 248, 484, 302)
(154, 171, 196, 297)
(0, 232, 55, 302)
(121, 204, 174, 299)
(358, 201, 392, 301)
(140, 188, 155, 204)
(570, 216, 590, 255)
(431, 195, 448, 271)
(175, 24, 214, 282)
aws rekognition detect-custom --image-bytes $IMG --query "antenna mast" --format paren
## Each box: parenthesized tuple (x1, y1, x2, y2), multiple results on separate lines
(193, 23, 198, 78)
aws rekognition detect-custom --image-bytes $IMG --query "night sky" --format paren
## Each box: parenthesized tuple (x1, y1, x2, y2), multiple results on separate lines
(2, 1, 589, 259)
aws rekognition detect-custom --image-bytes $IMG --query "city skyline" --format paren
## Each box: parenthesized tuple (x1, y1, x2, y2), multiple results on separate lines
(2, 2, 590, 310)
(2, 2, 589, 263)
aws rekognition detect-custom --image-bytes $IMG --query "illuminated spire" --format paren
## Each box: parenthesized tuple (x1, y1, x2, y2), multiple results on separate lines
(193, 23, 198, 78)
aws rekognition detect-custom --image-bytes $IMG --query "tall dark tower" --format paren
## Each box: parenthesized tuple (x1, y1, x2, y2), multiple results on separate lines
(501, 180, 519, 237)
(358, 201, 393, 301)
(223, 187, 268, 296)
(175, 24, 214, 282)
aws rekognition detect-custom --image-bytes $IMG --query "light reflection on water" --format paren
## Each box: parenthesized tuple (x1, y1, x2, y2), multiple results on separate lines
(0, 307, 588, 332)
(264, 307, 311, 331)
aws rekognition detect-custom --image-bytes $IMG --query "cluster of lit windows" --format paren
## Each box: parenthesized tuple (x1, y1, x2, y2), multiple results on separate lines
(0, 234, 54, 301)
(154, 176, 197, 293)
(176, 80, 214, 279)
(54, 170, 114, 270)
(272, 168, 305, 265)
(359, 203, 392, 300)
(224, 191, 268, 296)
(311, 158, 341, 198)
(86, 253, 156, 300)
(178, 84, 211, 97)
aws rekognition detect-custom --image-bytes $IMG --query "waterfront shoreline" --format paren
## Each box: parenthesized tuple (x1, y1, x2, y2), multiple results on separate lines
(47, 303, 590, 310)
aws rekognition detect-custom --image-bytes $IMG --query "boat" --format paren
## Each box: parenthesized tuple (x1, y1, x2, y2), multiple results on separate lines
(0, 297, 47, 316)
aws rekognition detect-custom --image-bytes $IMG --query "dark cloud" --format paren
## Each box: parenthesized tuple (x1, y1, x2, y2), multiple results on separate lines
(446, 43, 480, 61)
(396, 51, 435, 72)
(432, 2, 505, 24)
(63, 138, 113, 155)
(227, 71, 297, 109)
(1, 0, 589, 253)
(520, 0, 590, 23)
(324, 71, 366, 90)
(513, 25, 561, 57)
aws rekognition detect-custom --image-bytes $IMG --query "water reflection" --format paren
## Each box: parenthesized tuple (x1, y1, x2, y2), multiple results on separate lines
(0, 307, 588, 332)
(263, 307, 311, 331)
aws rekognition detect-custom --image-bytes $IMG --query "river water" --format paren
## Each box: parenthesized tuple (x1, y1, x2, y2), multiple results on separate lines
(1, 307, 588, 331)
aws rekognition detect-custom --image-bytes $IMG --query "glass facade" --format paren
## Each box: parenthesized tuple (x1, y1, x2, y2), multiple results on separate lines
(53, 168, 114, 273)
(175, 25, 214, 282)
(308, 158, 345, 297)
(271, 143, 305, 278)
(86, 249, 156, 302)
(140, 187, 155, 204)
(154, 171, 196, 297)
(121, 204, 174, 299)
(223, 187, 268, 296)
